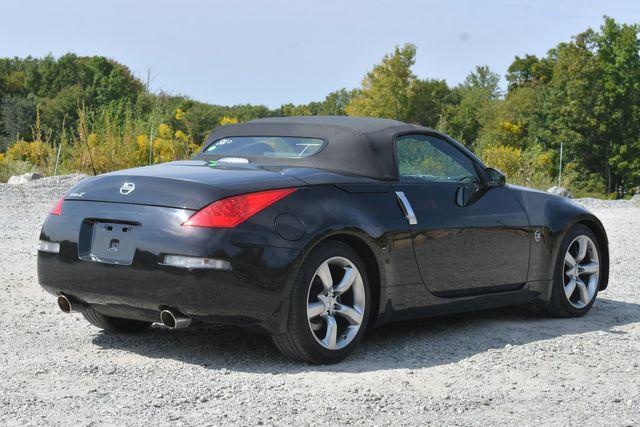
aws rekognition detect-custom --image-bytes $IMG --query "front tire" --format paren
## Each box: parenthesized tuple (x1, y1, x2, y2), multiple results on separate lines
(542, 224, 602, 317)
(273, 241, 371, 364)
(82, 307, 152, 333)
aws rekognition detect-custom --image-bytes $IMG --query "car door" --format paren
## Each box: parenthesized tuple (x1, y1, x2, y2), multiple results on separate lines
(393, 133, 530, 296)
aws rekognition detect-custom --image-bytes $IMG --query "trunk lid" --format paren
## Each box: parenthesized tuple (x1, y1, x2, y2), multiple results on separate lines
(64, 160, 306, 210)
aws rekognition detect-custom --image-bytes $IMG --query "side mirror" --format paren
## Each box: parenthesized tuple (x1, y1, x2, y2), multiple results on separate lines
(486, 167, 506, 187)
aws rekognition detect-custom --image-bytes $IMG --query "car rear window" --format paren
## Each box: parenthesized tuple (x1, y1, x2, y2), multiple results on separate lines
(204, 136, 326, 158)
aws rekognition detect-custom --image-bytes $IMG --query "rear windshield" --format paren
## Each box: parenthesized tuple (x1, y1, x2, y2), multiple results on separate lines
(203, 136, 326, 158)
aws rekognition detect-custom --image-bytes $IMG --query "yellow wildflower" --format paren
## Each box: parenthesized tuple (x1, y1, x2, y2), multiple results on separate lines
(219, 116, 238, 126)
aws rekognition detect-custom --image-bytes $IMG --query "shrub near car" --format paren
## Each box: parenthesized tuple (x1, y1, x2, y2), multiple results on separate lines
(38, 116, 609, 364)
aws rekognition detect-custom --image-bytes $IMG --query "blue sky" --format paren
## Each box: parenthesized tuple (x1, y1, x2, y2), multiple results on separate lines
(2, 0, 639, 107)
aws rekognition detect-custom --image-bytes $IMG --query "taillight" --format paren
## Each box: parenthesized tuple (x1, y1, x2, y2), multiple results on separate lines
(50, 197, 64, 216)
(183, 188, 296, 228)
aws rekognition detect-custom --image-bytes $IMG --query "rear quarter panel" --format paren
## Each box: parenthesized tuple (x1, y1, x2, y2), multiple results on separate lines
(241, 184, 421, 290)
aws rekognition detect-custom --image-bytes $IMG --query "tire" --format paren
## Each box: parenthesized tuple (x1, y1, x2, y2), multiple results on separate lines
(82, 307, 152, 333)
(273, 240, 371, 364)
(541, 224, 602, 317)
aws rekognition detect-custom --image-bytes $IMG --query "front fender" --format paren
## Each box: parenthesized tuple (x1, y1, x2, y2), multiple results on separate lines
(508, 186, 609, 290)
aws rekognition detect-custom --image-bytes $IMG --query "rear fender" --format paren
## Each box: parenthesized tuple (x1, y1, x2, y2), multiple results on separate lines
(268, 185, 417, 334)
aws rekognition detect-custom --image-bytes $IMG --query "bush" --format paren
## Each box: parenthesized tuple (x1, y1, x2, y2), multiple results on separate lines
(5, 140, 54, 169)
(479, 143, 554, 189)
(48, 99, 209, 175)
(562, 163, 606, 195)
(479, 144, 523, 178)
(219, 116, 238, 126)
(0, 159, 38, 182)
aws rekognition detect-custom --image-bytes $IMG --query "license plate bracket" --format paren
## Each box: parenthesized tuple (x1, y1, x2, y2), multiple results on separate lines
(80, 222, 138, 265)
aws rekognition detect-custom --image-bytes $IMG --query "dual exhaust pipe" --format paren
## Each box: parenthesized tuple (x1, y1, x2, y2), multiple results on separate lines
(57, 295, 191, 329)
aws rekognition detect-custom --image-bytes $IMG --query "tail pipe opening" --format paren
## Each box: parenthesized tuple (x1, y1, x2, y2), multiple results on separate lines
(57, 295, 82, 314)
(160, 309, 191, 329)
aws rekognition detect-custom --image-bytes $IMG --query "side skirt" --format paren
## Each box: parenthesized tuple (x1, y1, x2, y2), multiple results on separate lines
(375, 280, 551, 327)
(430, 283, 524, 298)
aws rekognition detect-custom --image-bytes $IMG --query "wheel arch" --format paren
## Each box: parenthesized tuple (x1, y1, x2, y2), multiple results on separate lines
(516, 189, 611, 292)
(574, 217, 609, 291)
(290, 230, 385, 332)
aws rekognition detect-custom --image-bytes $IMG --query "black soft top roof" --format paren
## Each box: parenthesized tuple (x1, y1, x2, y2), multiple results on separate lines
(198, 116, 482, 180)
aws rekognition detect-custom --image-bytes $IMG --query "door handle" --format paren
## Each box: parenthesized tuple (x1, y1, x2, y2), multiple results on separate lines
(395, 191, 417, 225)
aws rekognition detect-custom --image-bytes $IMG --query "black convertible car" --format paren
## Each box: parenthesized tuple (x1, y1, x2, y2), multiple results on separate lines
(38, 116, 609, 364)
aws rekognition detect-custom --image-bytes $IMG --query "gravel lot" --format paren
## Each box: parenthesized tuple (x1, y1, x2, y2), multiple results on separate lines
(1, 175, 639, 426)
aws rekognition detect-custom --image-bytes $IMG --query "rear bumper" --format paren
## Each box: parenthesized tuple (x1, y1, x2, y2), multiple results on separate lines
(37, 201, 301, 335)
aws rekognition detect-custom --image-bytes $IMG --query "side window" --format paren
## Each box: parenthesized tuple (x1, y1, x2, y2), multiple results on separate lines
(396, 134, 478, 183)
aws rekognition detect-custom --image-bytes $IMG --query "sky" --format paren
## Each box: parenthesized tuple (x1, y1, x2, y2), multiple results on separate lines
(2, 0, 640, 108)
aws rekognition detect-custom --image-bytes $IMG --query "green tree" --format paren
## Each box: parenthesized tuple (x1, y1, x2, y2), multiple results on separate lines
(437, 66, 501, 147)
(345, 44, 456, 127)
(275, 88, 357, 118)
(0, 95, 36, 150)
(546, 17, 640, 193)
(0, 54, 144, 148)
(407, 78, 452, 127)
(318, 88, 357, 115)
(506, 54, 554, 90)
(346, 44, 417, 121)
(463, 65, 502, 99)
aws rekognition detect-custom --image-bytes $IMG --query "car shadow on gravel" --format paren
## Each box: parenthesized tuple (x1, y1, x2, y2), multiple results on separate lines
(91, 297, 640, 373)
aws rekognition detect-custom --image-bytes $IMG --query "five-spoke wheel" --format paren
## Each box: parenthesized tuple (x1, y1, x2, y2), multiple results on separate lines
(306, 257, 366, 350)
(273, 240, 370, 364)
(542, 224, 602, 317)
(563, 235, 600, 309)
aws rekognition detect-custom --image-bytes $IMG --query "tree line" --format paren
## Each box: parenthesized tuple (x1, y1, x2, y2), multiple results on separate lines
(0, 17, 638, 197)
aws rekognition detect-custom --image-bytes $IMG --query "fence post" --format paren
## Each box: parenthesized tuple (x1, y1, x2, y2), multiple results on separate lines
(54, 144, 62, 177)
(148, 128, 154, 165)
(558, 141, 563, 187)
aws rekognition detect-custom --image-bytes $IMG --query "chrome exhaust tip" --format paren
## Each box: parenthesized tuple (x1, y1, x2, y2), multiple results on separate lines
(160, 310, 191, 329)
(57, 295, 81, 313)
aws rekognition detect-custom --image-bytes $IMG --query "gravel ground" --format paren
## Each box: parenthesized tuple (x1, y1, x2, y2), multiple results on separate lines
(1, 175, 639, 426)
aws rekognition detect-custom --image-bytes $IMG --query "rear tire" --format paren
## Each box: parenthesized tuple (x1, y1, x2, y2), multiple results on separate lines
(82, 307, 152, 333)
(540, 224, 602, 317)
(273, 240, 371, 364)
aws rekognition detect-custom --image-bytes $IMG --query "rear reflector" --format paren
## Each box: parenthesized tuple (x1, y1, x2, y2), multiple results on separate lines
(38, 240, 60, 254)
(162, 255, 231, 270)
(50, 198, 64, 216)
(182, 188, 296, 228)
